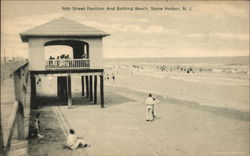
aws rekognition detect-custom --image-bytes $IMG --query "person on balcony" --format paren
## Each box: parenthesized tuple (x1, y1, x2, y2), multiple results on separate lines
(49, 56, 55, 59)
(80, 54, 86, 59)
(65, 55, 70, 59)
(48, 56, 55, 67)
(60, 54, 65, 59)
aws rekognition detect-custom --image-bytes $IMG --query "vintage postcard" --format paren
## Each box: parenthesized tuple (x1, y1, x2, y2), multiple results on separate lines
(1, 1, 249, 156)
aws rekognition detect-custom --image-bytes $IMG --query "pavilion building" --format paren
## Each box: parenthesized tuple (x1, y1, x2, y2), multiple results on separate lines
(20, 17, 110, 108)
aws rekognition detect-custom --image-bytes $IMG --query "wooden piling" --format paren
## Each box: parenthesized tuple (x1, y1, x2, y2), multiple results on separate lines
(89, 75, 93, 101)
(100, 75, 104, 108)
(81, 76, 85, 96)
(94, 75, 97, 104)
(67, 75, 72, 107)
(85, 75, 89, 98)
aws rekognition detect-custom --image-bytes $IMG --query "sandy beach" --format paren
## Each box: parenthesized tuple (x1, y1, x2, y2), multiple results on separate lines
(30, 64, 250, 156)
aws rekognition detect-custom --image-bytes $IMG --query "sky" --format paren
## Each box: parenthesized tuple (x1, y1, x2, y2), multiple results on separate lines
(1, 1, 249, 58)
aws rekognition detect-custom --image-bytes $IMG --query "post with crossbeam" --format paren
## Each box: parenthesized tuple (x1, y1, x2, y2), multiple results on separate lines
(89, 75, 93, 101)
(100, 74, 104, 108)
(94, 75, 97, 104)
(81, 76, 85, 96)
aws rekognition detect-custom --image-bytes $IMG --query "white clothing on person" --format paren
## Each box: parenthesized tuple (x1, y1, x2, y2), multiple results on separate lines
(67, 134, 86, 150)
(152, 99, 160, 119)
(145, 97, 154, 120)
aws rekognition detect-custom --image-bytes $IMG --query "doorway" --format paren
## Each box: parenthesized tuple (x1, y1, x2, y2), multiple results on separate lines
(57, 76, 71, 102)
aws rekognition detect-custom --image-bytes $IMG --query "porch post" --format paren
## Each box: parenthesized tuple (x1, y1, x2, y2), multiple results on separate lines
(85, 75, 89, 98)
(100, 74, 104, 108)
(89, 75, 93, 101)
(94, 75, 97, 104)
(81, 76, 85, 96)
(67, 75, 72, 107)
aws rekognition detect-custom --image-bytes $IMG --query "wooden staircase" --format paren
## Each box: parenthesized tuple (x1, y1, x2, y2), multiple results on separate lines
(1, 77, 28, 156)
(8, 132, 28, 156)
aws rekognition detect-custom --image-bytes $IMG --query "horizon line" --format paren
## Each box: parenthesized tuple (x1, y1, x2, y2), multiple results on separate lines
(104, 55, 249, 59)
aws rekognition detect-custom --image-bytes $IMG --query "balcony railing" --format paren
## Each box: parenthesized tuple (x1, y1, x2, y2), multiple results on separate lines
(45, 59, 90, 70)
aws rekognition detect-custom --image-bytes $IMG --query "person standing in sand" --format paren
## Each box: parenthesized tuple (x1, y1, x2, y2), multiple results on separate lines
(35, 114, 43, 137)
(145, 94, 154, 121)
(112, 73, 115, 83)
(152, 97, 160, 120)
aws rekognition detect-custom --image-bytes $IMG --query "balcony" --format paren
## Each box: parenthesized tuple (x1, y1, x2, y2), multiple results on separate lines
(45, 59, 90, 70)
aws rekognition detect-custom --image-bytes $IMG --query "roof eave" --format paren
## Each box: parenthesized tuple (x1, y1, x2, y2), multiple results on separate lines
(20, 33, 111, 42)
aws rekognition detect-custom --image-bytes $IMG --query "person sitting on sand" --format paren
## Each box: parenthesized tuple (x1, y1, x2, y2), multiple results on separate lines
(145, 94, 154, 121)
(67, 129, 90, 150)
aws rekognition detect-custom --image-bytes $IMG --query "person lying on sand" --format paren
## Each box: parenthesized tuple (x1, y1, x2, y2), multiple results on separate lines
(67, 129, 90, 150)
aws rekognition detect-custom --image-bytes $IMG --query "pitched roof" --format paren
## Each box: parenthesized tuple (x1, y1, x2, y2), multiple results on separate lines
(20, 17, 110, 42)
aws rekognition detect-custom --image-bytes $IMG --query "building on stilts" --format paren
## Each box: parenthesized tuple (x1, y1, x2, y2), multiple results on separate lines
(20, 17, 110, 108)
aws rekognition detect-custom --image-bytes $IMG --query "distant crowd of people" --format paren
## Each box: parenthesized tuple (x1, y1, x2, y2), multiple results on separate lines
(104, 65, 121, 82)
(46, 53, 89, 68)
(104, 73, 116, 81)
(49, 54, 71, 60)
(157, 65, 195, 74)
(48, 53, 87, 60)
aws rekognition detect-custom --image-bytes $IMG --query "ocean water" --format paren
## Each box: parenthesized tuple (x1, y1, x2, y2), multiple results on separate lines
(105, 56, 249, 74)
(105, 56, 249, 66)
